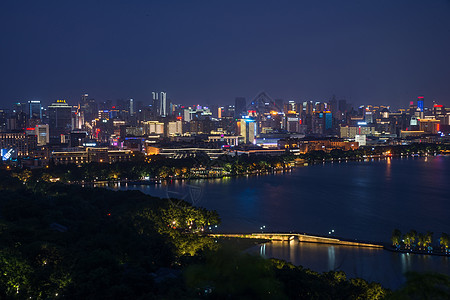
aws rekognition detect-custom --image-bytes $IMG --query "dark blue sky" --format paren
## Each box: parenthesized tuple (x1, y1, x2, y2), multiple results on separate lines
(1, 0, 450, 109)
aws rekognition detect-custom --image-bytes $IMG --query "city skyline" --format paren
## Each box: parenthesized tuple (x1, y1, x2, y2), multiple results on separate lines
(1, 1, 450, 107)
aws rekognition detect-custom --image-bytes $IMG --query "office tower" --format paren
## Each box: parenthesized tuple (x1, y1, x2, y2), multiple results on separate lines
(286, 115, 300, 132)
(312, 112, 324, 135)
(80, 94, 98, 123)
(129, 98, 134, 116)
(324, 111, 332, 130)
(364, 111, 373, 123)
(238, 118, 256, 144)
(330, 95, 338, 117)
(13, 103, 25, 114)
(35, 124, 50, 146)
(285, 100, 298, 113)
(27, 100, 42, 119)
(234, 97, 246, 118)
(74, 109, 85, 129)
(152, 91, 167, 117)
(167, 120, 183, 136)
(338, 99, 347, 113)
(303, 101, 313, 115)
(274, 99, 284, 112)
(48, 100, 72, 142)
(417, 96, 424, 112)
(81, 93, 89, 105)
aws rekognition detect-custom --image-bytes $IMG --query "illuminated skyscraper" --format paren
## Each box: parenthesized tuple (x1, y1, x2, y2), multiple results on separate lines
(27, 100, 42, 119)
(238, 118, 256, 144)
(152, 92, 167, 117)
(129, 98, 134, 116)
(48, 100, 72, 142)
(417, 96, 424, 112)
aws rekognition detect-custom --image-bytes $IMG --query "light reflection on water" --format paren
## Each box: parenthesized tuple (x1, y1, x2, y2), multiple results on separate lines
(250, 241, 450, 289)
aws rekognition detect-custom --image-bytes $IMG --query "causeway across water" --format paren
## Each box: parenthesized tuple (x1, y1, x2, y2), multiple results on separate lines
(210, 233, 384, 248)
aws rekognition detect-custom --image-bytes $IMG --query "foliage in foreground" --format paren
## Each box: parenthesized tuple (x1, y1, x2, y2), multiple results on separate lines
(0, 171, 219, 299)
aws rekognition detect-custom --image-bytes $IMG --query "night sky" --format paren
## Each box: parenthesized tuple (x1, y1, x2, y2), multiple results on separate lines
(1, 0, 450, 109)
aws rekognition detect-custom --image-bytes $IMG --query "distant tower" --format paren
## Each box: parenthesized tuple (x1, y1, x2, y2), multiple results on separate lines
(81, 93, 89, 105)
(417, 96, 424, 112)
(48, 99, 72, 143)
(152, 92, 167, 117)
(27, 100, 42, 119)
(274, 99, 284, 112)
(129, 98, 134, 116)
(238, 118, 256, 144)
(234, 97, 246, 118)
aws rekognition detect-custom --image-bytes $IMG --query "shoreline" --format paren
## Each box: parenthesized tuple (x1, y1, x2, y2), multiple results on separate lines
(78, 153, 446, 186)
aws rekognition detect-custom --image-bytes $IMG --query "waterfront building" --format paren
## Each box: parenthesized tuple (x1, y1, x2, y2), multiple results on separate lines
(340, 125, 376, 139)
(145, 146, 226, 159)
(278, 138, 358, 153)
(419, 119, 440, 134)
(51, 148, 132, 165)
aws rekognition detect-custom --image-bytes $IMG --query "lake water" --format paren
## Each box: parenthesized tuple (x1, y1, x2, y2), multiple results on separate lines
(111, 156, 450, 289)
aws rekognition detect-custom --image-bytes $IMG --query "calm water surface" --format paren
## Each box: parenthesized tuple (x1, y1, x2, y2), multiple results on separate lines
(111, 156, 450, 289)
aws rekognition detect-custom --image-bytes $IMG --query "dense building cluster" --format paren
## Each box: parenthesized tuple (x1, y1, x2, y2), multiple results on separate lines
(0, 91, 449, 167)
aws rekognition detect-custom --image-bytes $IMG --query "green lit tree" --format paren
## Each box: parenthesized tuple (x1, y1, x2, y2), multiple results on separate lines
(406, 230, 417, 248)
(0, 250, 32, 298)
(391, 229, 402, 247)
(440, 233, 449, 253)
(417, 233, 426, 250)
(425, 231, 433, 248)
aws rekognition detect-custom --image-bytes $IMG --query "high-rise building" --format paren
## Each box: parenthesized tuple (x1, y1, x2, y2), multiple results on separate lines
(167, 120, 183, 136)
(35, 124, 50, 146)
(274, 99, 284, 112)
(152, 91, 167, 117)
(80, 94, 98, 123)
(238, 118, 256, 144)
(81, 93, 89, 105)
(234, 97, 246, 118)
(48, 100, 72, 142)
(13, 103, 25, 114)
(338, 99, 347, 113)
(324, 111, 333, 131)
(27, 100, 42, 119)
(417, 96, 424, 112)
(129, 98, 134, 116)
